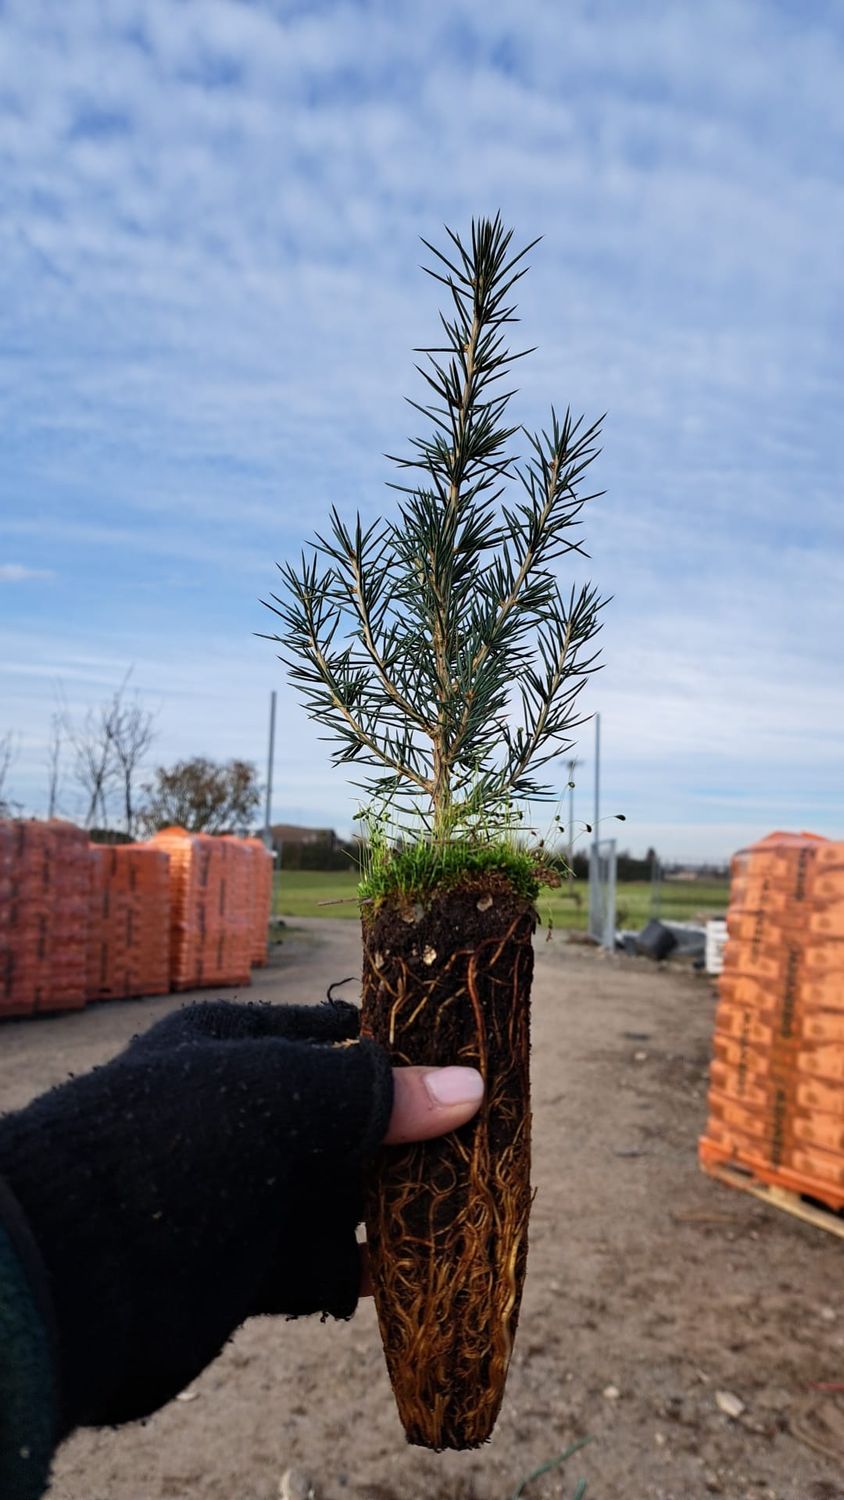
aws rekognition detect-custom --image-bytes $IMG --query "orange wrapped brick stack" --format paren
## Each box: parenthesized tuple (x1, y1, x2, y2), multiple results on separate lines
(237, 837, 274, 967)
(1, 822, 273, 1020)
(150, 828, 253, 991)
(87, 844, 171, 1001)
(699, 831, 844, 1213)
(0, 820, 91, 1017)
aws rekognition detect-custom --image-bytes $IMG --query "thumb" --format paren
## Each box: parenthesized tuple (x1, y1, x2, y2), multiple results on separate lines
(383, 1065, 485, 1145)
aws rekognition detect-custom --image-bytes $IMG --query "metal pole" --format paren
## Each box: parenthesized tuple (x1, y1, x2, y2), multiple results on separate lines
(566, 757, 577, 882)
(586, 716, 614, 949)
(593, 713, 600, 856)
(650, 849, 661, 917)
(588, 715, 601, 944)
(605, 838, 617, 948)
(263, 690, 276, 849)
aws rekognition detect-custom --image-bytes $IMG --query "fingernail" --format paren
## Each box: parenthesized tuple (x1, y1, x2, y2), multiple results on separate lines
(423, 1067, 485, 1107)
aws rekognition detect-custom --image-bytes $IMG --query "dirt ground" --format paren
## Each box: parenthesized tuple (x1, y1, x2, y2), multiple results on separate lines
(2, 919, 842, 1500)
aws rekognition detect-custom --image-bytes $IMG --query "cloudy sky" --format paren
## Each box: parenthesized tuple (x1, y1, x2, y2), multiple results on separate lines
(1, 0, 842, 861)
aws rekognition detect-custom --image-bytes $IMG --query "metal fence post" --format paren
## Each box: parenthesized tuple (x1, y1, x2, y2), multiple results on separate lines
(588, 837, 617, 949)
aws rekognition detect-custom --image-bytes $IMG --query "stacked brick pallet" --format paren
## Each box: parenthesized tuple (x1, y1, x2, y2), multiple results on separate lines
(699, 831, 844, 1213)
(87, 844, 171, 1001)
(236, 836, 274, 967)
(0, 820, 91, 1017)
(150, 827, 253, 991)
(1, 821, 274, 1020)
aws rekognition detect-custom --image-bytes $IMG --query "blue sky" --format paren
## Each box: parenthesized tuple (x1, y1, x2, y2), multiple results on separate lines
(1, 0, 842, 861)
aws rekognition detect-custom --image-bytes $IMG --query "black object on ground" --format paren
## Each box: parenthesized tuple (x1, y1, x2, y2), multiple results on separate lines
(635, 920, 678, 962)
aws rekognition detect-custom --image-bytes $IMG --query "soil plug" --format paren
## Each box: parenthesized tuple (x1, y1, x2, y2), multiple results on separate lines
(265, 216, 607, 1449)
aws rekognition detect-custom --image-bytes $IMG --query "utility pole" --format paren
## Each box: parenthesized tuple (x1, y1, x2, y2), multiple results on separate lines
(588, 711, 615, 948)
(588, 712, 600, 941)
(593, 712, 601, 857)
(263, 690, 276, 851)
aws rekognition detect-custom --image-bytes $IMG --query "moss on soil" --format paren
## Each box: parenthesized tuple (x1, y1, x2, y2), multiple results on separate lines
(358, 839, 544, 909)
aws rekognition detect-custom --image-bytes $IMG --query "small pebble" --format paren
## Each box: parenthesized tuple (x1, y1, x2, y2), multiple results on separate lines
(634, 1050, 648, 1062)
(279, 1469, 315, 1500)
(715, 1389, 745, 1419)
(175, 1389, 199, 1403)
(603, 1384, 621, 1400)
(654, 1431, 667, 1448)
(422, 945, 437, 965)
(820, 1305, 836, 1322)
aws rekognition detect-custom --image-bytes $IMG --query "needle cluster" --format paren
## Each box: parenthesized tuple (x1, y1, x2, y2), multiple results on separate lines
(263, 216, 606, 842)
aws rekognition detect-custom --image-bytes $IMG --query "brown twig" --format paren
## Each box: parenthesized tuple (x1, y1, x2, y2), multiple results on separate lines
(317, 895, 373, 906)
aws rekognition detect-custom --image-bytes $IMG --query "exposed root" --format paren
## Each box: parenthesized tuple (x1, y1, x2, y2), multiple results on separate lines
(361, 879, 535, 1450)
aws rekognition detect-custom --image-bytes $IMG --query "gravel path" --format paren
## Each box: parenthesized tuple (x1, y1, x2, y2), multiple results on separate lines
(2, 918, 841, 1500)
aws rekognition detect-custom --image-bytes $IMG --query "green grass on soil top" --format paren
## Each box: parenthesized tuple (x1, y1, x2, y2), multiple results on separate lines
(358, 839, 544, 906)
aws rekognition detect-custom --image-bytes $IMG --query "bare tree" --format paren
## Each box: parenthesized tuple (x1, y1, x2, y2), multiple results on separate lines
(66, 673, 156, 835)
(69, 701, 119, 830)
(0, 731, 17, 817)
(108, 692, 157, 837)
(139, 757, 261, 835)
(46, 711, 63, 818)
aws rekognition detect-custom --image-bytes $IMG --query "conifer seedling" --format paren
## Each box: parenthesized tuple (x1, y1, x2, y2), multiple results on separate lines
(264, 216, 605, 1450)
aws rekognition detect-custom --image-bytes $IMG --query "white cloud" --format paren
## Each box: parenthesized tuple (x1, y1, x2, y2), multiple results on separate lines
(0, 563, 54, 582)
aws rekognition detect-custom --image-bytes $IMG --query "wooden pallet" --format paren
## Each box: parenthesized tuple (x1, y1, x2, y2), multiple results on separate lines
(705, 1158, 844, 1239)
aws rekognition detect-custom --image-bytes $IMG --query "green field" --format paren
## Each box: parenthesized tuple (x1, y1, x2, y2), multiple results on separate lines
(274, 869, 729, 930)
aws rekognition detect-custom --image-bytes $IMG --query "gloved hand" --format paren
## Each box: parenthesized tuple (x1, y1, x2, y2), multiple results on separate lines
(0, 998, 483, 1440)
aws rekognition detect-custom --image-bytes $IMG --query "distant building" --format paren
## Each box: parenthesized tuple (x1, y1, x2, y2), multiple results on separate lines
(663, 863, 730, 881)
(270, 823, 337, 851)
(268, 823, 362, 871)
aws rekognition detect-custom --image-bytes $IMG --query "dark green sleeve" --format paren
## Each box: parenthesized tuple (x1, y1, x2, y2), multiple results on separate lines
(0, 1179, 59, 1500)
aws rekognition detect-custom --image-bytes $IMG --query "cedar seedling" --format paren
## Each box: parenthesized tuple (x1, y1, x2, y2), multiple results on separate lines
(264, 215, 605, 1450)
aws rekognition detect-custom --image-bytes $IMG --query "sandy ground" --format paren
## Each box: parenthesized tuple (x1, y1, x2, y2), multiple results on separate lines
(2, 919, 842, 1500)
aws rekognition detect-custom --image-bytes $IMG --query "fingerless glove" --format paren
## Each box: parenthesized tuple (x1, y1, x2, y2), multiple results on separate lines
(0, 999, 393, 1441)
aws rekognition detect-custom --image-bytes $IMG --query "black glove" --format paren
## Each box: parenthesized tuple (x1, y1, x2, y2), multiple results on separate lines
(0, 999, 393, 1438)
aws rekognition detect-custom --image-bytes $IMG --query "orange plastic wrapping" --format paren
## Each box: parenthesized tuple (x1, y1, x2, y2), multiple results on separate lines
(0, 820, 91, 1017)
(150, 828, 253, 991)
(87, 844, 171, 1001)
(235, 837, 274, 966)
(700, 832, 844, 1211)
